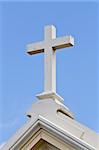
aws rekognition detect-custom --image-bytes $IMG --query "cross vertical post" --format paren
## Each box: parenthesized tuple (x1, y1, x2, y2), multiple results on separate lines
(44, 25, 56, 93)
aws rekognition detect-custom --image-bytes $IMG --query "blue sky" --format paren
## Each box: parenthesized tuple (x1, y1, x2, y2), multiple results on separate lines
(0, 0, 99, 145)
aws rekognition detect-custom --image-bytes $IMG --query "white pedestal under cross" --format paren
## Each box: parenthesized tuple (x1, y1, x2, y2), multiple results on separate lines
(27, 25, 74, 103)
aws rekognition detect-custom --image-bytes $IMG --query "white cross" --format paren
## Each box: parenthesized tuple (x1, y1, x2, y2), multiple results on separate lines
(27, 25, 74, 102)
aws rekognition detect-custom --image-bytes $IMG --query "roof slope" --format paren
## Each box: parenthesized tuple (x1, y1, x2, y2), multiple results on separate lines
(2, 99, 98, 150)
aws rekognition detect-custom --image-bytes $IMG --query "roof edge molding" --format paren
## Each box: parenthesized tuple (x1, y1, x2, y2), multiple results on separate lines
(2, 116, 96, 150)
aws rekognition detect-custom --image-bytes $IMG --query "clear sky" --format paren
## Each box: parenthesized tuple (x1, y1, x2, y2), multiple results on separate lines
(0, 0, 99, 145)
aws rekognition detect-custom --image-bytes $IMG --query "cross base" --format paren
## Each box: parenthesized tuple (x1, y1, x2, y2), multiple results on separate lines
(36, 91, 64, 103)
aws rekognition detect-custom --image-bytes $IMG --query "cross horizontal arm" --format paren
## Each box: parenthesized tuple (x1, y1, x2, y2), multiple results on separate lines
(52, 36, 74, 50)
(27, 41, 44, 55)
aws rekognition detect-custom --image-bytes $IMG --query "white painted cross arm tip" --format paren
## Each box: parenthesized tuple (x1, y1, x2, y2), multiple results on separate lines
(27, 41, 44, 55)
(69, 35, 74, 46)
(52, 35, 74, 50)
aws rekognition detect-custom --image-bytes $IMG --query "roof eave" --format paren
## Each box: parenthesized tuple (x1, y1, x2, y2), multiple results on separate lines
(2, 115, 97, 150)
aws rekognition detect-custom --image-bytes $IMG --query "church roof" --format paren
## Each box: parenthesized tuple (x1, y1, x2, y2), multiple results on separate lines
(2, 99, 98, 150)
